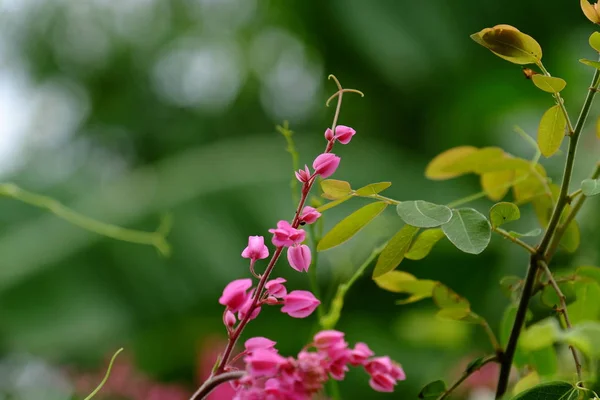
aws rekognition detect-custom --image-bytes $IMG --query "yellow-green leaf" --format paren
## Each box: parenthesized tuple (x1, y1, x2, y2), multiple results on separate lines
(321, 179, 352, 200)
(425, 146, 478, 180)
(590, 31, 600, 53)
(562, 322, 600, 358)
(531, 75, 566, 93)
(513, 371, 540, 396)
(373, 270, 436, 304)
(481, 169, 514, 201)
(317, 195, 352, 212)
(560, 219, 580, 253)
(520, 318, 561, 351)
(538, 105, 566, 158)
(372, 225, 419, 278)
(580, 58, 600, 70)
(471, 24, 542, 65)
(489, 202, 520, 228)
(568, 281, 600, 325)
(597, 116, 600, 139)
(318, 202, 387, 251)
(405, 229, 445, 260)
(354, 182, 392, 196)
(432, 283, 470, 313)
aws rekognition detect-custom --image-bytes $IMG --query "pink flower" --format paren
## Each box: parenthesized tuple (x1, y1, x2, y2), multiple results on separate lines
(349, 342, 374, 366)
(287, 244, 312, 272)
(334, 125, 356, 144)
(265, 278, 287, 298)
(224, 310, 236, 328)
(329, 357, 350, 380)
(281, 290, 320, 318)
(313, 153, 341, 179)
(295, 165, 311, 183)
(241, 236, 269, 261)
(245, 337, 277, 353)
(369, 372, 396, 392)
(219, 279, 253, 313)
(365, 356, 405, 392)
(314, 330, 346, 351)
(268, 220, 306, 247)
(244, 349, 285, 377)
(299, 206, 321, 225)
(238, 291, 261, 321)
(324, 128, 334, 141)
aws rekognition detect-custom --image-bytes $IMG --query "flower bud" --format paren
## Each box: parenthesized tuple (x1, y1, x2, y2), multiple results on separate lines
(281, 290, 320, 318)
(334, 125, 356, 144)
(287, 244, 311, 272)
(312, 153, 341, 179)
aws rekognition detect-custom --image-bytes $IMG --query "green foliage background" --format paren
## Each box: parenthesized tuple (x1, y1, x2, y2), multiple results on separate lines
(1, 0, 600, 398)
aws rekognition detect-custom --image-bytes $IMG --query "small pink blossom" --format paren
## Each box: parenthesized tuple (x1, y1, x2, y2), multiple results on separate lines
(287, 244, 312, 272)
(238, 291, 261, 321)
(324, 128, 334, 141)
(281, 290, 320, 318)
(314, 330, 346, 351)
(365, 356, 405, 392)
(312, 153, 341, 179)
(369, 372, 396, 392)
(241, 235, 269, 261)
(244, 349, 285, 377)
(349, 342, 374, 366)
(218, 279, 253, 313)
(245, 337, 277, 353)
(299, 206, 321, 225)
(265, 278, 287, 298)
(268, 220, 306, 247)
(295, 165, 311, 183)
(224, 310, 236, 328)
(334, 125, 356, 144)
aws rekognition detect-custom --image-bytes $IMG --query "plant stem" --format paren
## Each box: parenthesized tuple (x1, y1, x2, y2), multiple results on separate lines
(0, 183, 171, 255)
(492, 228, 536, 254)
(496, 63, 600, 399)
(539, 260, 583, 381)
(189, 371, 245, 400)
(439, 355, 498, 400)
(538, 62, 574, 134)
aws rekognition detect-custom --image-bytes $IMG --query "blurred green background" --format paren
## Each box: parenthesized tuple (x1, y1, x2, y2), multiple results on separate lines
(1, 0, 600, 399)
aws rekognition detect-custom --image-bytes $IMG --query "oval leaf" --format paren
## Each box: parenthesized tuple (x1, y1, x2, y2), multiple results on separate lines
(396, 201, 452, 228)
(425, 146, 478, 180)
(520, 318, 561, 351)
(373, 270, 436, 304)
(560, 219, 580, 253)
(511, 381, 577, 400)
(531, 75, 566, 93)
(354, 182, 392, 196)
(321, 179, 352, 200)
(317, 195, 352, 212)
(442, 208, 491, 254)
(481, 169, 514, 201)
(590, 31, 600, 53)
(432, 283, 470, 311)
(318, 202, 387, 251)
(472, 25, 542, 65)
(372, 225, 419, 278)
(418, 380, 447, 399)
(508, 228, 542, 238)
(489, 202, 520, 228)
(513, 371, 540, 396)
(405, 229, 445, 260)
(579, 58, 600, 70)
(582, 178, 600, 196)
(538, 105, 567, 158)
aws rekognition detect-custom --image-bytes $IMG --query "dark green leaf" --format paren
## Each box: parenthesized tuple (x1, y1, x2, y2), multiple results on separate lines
(372, 225, 419, 278)
(418, 380, 447, 399)
(442, 208, 491, 254)
(318, 202, 387, 251)
(510, 381, 577, 400)
(396, 201, 452, 228)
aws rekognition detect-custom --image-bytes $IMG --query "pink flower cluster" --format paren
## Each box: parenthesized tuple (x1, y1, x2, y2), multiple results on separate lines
(219, 278, 320, 324)
(232, 330, 405, 399)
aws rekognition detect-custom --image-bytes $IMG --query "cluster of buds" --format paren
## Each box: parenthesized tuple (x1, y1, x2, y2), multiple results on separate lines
(233, 330, 405, 399)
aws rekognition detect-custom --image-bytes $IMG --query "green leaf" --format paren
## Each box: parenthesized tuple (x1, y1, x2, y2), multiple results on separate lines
(465, 356, 486, 373)
(540, 281, 575, 308)
(317, 195, 352, 212)
(489, 202, 520, 228)
(510, 381, 577, 400)
(405, 229, 445, 260)
(520, 318, 561, 351)
(442, 208, 491, 255)
(500, 276, 523, 300)
(354, 182, 392, 196)
(576, 265, 600, 284)
(508, 228, 542, 238)
(590, 32, 600, 53)
(471, 24, 542, 65)
(562, 321, 600, 358)
(432, 284, 471, 320)
(321, 179, 352, 200)
(481, 169, 514, 201)
(582, 178, 600, 196)
(531, 75, 567, 93)
(372, 225, 419, 278)
(373, 271, 436, 304)
(425, 146, 478, 180)
(418, 380, 447, 399)
(560, 218, 580, 253)
(512, 371, 540, 396)
(568, 281, 600, 325)
(579, 58, 600, 70)
(537, 105, 567, 158)
(529, 346, 558, 378)
(396, 201, 452, 228)
(318, 202, 387, 251)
